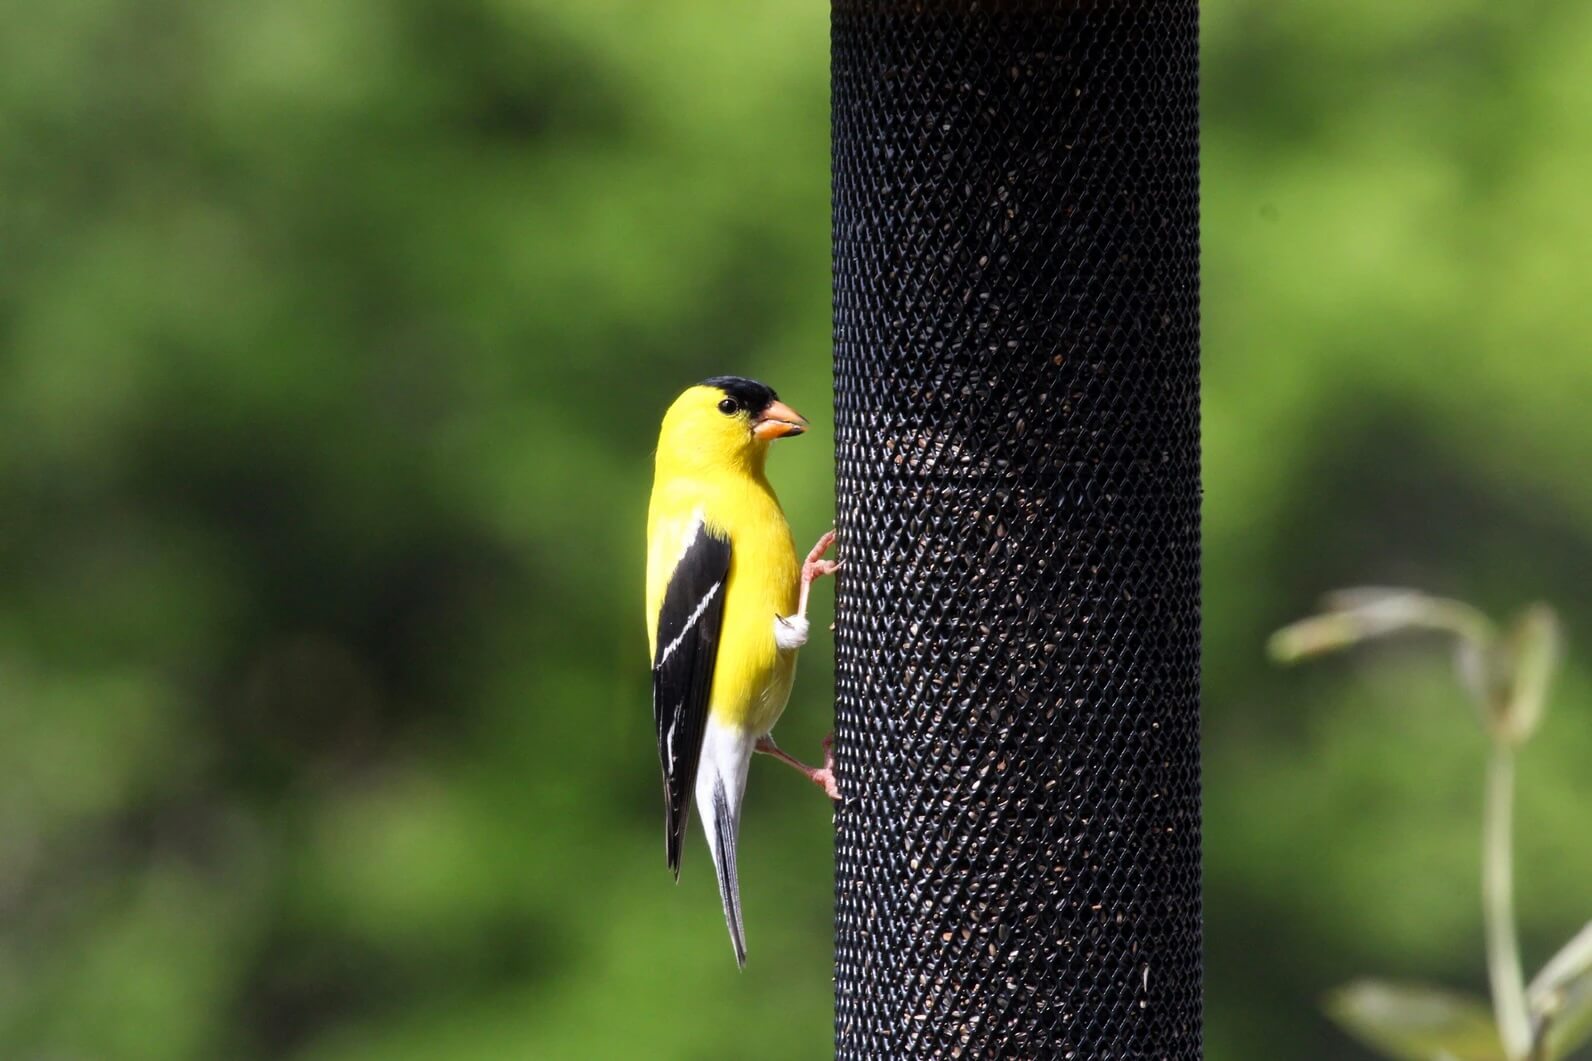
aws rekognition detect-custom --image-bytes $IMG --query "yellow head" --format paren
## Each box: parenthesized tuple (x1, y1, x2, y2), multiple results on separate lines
(655, 376, 808, 477)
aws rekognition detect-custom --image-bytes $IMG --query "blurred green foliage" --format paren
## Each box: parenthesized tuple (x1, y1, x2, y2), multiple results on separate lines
(1276, 593, 1590, 1060)
(1, 1, 1589, 1058)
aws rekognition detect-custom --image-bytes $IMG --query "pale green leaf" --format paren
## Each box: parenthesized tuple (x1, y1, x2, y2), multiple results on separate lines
(1325, 980, 1506, 1061)
(1494, 604, 1559, 744)
(1269, 588, 1494, 664)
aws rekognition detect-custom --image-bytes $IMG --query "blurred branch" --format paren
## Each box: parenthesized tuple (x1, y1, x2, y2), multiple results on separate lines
(1272, 590, 1572, 1061)
(1484, 747, 1530, 1059)
(1528, 922, 1592, 1060)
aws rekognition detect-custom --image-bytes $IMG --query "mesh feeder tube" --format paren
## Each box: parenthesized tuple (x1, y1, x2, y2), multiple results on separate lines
(831, 2, 1201, 1058)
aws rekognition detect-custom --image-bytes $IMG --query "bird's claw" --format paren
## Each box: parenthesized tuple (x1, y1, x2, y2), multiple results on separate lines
(803, 560, 841, 585)
(802, 530, 841, 586)
(816, 732, 839, 801)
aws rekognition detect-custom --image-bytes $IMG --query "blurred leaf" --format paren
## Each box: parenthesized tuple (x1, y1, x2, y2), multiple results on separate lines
(1494, 605, 1559, 745)
(1529, 922, 1592, 1058)
(1269, 590, 1565, 748)
(1270, 588, 1494, 664)
(1321, 587, 1439, 612)
(1459, 603, 1561, 746)
(1325, 980, 1505, 1061)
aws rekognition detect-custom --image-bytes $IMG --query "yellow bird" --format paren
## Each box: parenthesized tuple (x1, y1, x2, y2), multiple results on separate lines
(646, 376, 839, 966)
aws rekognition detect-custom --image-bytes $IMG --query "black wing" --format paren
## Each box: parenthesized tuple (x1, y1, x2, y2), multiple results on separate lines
(652, 523, 731, 878)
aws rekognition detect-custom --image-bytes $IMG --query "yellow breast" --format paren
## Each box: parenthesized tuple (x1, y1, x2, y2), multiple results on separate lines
(647, 472, 800, 736)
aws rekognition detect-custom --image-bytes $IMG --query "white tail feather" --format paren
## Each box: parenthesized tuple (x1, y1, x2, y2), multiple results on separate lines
(696, 718, 756, 967)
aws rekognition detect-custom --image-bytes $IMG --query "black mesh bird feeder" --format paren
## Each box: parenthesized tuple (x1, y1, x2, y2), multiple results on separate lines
(831, 2, 1202, 1058)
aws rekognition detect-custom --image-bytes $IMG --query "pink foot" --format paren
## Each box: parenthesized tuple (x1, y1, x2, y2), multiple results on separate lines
(809, 768, 840, 801)
(756, 733, 841, 802)
(802, 529, 841, 587)
(811, 733, 840, 801)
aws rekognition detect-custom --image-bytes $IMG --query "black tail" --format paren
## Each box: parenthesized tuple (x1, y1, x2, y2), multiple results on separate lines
(709, 778, 746, 967)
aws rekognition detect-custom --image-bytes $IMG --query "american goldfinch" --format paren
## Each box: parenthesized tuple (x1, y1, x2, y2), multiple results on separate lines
(646, 376, 839, 966)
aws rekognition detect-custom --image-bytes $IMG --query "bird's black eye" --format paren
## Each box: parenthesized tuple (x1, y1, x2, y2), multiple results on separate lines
(717, 398, 739, 415)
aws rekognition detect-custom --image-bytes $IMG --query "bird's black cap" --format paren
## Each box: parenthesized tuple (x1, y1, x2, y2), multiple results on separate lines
(702, 376, 777, 414)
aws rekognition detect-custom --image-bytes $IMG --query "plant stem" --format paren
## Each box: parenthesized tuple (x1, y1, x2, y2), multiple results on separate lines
(1485, 746, 1531, 1059)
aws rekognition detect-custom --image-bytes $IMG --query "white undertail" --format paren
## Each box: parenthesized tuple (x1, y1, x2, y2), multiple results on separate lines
(695, 716, 757, 967)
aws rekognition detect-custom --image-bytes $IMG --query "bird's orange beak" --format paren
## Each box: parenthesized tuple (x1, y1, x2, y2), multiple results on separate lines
(752, 399, 808, 441)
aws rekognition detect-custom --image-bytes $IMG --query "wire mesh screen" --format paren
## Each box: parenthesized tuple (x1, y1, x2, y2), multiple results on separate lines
(831, 2, 1201, 1057)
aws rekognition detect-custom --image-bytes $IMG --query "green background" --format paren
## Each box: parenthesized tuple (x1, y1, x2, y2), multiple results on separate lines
(3, 1, 1590, 1057)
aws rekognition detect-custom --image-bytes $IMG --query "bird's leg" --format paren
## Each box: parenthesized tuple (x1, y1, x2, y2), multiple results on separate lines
(756, 733, 840, 801)
(774, 529, 841, 652)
